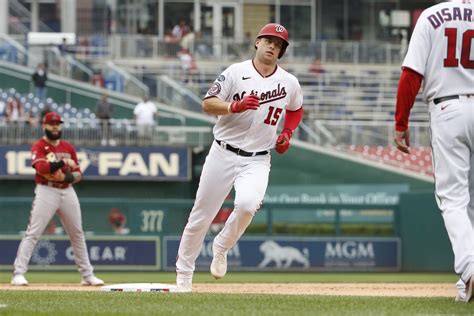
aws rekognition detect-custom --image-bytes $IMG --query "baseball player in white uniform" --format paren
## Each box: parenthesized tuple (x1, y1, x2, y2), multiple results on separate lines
(175, 23, 303, 292)
(11, 112, 104, 286)
(394, 0, 474, 302)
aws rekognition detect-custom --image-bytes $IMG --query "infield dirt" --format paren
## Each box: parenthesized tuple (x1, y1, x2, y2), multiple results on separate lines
(0, 283, 456, 297)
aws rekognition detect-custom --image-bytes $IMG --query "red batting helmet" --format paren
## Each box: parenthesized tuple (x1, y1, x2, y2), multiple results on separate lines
(256, 23, 289, 59)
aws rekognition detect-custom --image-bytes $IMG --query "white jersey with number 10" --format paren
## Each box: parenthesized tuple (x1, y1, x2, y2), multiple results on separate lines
(402, 0, 474, 102)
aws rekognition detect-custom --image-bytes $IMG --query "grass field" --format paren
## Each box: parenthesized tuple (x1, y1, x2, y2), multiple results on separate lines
(0, 272, 471, 315)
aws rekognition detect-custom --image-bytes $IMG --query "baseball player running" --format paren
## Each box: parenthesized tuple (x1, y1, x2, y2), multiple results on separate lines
(394, 0, 474, 302)
(11, 112, 104, 286)
(175, 23, 303, 292)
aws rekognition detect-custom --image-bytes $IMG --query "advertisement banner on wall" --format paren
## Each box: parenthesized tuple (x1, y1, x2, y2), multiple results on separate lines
(164, 236, 400, 272)
(0, 236, 161, 271)
(0, 145, 191, 181)
(264, 184, 409, 206)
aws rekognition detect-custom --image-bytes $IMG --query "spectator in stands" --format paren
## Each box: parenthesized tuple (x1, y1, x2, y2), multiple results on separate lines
(172, 20, 190, 41)
(45, 219, 64, 235)
(95, 93, 114, 146)
(25, 109, 38, 128)
(5, 96, 24, 124)
(180, 30, 202, 52)
(133, 95, 158, 141)
(108, 208, 130, 235)
(0, 99, 5, 122)
(308, 58, 325, 87)
(32, 63, 48, 101)
(58, 37, 69, 56)
(177, 48, 197, 83)
(180, 30, 194, 51)
(40, 104, 51, 123)
(77, 36, 90, 59)
(164, 30, 176, 43)
(58, 38, 71, 77)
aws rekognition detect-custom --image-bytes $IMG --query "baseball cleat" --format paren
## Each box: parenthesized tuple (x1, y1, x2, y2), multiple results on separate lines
(466, 278, 473, 302)
(455, 277, 473, 302)
(210, 252, 228, 279)
(175, 276, 192, 293)
(81, 275, 105, 286)
(11, 274, 28, 286)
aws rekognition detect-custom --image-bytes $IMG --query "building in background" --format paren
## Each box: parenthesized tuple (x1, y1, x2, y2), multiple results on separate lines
(3, 0, 441, 42)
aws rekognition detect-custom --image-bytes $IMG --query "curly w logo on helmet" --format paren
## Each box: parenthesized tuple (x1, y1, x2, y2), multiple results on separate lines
(275, 25, 285, 33)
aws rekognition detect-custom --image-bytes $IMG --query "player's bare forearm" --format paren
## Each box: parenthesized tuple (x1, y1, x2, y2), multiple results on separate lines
(202, 97, 232, 115)
(71, 171, 82, 184)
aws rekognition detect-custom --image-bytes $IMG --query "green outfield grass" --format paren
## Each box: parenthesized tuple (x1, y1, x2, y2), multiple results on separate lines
(0, 272, 469, 316)
(0, 292, 472, 316)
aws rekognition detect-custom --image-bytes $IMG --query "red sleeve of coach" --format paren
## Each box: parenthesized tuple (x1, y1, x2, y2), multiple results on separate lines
(395, 67, 423, 132)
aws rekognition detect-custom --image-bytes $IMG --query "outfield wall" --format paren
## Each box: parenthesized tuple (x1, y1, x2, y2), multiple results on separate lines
(0, 191, 453, 272)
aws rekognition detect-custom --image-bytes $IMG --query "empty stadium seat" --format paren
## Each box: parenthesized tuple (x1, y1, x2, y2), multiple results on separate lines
(344, 144, 433, 176)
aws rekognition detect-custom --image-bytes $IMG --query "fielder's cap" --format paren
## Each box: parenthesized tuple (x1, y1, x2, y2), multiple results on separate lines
(43, 112, 64, 124)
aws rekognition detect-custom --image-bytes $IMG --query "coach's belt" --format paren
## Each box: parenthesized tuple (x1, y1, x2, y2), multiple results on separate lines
(215, 140, 269, 157)
(433, 95, 474, 105)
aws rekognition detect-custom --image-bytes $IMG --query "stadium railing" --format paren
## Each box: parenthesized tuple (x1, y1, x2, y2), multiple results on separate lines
(0, 119, 213, 147)
(309, 120, 430, 147)
(33, 34, 404, 65)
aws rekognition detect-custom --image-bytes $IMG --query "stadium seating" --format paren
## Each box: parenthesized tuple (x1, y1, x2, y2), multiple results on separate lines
(0, 87, 97, 125)
(0, 87, 212, 147)
(342, 144, 433, 176)
(115, 60, 428, 123)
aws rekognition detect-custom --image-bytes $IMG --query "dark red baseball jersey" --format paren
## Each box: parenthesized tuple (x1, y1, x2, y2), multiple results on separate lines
(31, 138, 81, 186)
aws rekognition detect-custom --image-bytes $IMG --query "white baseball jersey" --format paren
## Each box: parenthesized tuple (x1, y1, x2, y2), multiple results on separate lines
(205, 60, 303, 152)
(403, 0, 474, 289)
(403, 0, 474, 102)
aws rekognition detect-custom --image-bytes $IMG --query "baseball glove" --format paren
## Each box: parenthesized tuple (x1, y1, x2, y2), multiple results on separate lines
(41, 169, 65, 182)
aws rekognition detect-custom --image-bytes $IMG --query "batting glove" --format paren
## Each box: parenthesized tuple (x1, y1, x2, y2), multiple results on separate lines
(275, 128, 293, 154)
(228, 95, 260, 113)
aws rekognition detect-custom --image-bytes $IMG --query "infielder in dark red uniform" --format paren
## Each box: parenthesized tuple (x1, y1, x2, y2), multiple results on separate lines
(11, 112, 104, 286)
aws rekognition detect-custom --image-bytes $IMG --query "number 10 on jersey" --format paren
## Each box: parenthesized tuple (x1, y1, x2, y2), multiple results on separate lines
(444, 28, 474, 68)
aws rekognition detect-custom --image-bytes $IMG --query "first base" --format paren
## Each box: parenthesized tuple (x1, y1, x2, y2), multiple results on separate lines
(101, 283, 177, 293)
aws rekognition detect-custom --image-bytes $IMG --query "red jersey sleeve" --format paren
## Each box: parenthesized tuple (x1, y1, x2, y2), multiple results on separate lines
(283, 107, 303, 131)
(395, 67, 423, 132)
(63, 141, 82, 174)
(31, 141, 48, 168)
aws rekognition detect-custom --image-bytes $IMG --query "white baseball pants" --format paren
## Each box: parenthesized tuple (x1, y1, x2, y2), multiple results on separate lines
(13, 185, 94, 277)
(429, 95, 474, 283)
(176, 141, 271, 277)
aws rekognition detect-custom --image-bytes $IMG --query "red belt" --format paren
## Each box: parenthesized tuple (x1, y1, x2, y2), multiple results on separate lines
(39, 181, 69, 189)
